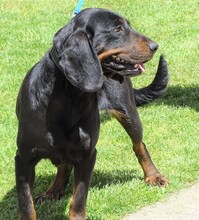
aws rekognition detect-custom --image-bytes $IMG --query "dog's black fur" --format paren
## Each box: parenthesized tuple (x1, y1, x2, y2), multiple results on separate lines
(15, 8, 169, 220)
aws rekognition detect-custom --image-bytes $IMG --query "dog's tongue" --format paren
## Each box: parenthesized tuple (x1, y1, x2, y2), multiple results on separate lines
(134, 63, 146, 72)
(138, 63, 145, 72)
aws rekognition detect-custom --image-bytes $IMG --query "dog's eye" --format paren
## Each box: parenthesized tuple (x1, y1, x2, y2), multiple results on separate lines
(115, 25, 122, 32)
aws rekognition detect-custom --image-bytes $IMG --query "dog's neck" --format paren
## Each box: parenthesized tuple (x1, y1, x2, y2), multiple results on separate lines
(49, 47, 64, 73)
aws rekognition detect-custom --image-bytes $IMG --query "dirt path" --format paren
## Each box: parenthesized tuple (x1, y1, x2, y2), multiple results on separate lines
(122, 181, 199, 220)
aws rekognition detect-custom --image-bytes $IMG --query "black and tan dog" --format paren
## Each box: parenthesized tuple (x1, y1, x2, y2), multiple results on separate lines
(15, 8, 169, 220)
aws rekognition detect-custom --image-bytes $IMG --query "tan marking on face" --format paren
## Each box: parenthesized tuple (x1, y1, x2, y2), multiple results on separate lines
(98, 48, 124, 61)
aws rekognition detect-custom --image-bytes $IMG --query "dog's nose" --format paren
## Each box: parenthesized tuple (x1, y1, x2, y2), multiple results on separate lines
(148, 42, 159, 52)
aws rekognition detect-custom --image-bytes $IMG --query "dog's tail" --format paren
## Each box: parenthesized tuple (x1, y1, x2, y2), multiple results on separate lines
(134, 55, 168, 107)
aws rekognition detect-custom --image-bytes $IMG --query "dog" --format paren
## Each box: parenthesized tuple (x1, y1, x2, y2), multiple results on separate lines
(15, 8, 169, 220)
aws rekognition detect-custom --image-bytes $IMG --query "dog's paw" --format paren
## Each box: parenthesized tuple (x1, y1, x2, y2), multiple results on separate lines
(145, 174, 169, 187)
(35, 189, 65, 204)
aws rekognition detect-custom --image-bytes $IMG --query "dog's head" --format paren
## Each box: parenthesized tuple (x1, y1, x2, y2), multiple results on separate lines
(53, 8, 158, 92)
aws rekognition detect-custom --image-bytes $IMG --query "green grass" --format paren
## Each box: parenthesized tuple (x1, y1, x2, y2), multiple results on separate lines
(0, 0, 199, 219)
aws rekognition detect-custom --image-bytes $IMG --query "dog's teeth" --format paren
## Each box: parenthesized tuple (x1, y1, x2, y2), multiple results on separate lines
(116, 57, 121, 62)
(112, 56, 128, 64)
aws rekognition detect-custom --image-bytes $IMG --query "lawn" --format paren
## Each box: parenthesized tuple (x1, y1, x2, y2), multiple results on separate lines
(0, 0, 199, 219)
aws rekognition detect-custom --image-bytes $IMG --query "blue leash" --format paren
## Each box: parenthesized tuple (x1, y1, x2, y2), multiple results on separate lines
(73, 0, 84, 16)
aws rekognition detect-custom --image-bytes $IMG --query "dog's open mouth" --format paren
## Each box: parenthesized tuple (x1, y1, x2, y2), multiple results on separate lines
(102, 54, 146, 76)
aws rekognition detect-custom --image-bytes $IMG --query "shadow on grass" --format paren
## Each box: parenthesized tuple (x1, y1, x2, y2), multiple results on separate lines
(100, 111, 113, 123)
(100, 85, 199, 126)
(160, 85, 199, 112)
(0, 169, 141, 220)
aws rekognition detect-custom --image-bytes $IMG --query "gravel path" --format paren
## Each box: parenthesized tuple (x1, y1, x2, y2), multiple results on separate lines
(122, 181, 199, 220)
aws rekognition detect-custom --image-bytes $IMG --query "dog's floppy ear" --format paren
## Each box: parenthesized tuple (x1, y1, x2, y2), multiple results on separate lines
(59, 31, 103, 92)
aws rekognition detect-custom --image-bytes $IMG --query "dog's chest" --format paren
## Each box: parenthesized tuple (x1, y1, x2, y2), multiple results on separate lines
(42, 87, 99, 165)
(45, 126, 93, 165)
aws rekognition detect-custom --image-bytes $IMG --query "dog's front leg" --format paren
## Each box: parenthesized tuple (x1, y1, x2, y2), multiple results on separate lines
(110, 108, 169, 187)
(15, 153, 36, 220)
(35, 164, 73, 203)
(69, 149, 96, 220)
